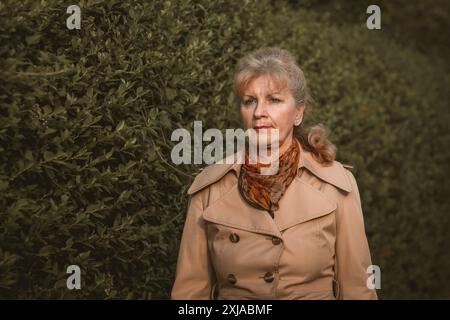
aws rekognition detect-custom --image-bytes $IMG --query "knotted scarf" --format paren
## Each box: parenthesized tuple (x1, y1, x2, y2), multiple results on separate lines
(238, 138, 300, 218)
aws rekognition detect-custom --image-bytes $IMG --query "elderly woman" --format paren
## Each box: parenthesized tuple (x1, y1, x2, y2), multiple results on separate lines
(171, 47, 378, 300)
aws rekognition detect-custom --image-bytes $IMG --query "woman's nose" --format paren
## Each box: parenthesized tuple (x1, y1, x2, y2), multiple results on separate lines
(253, 101, 268, 118)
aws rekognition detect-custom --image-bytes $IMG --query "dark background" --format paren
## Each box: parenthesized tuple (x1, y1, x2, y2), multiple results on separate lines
(0, 0, 449, 299)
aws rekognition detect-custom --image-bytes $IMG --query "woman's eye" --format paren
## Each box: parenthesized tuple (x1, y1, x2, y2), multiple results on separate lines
(271, 97, 281, 104)
(243, 98, 255, 106)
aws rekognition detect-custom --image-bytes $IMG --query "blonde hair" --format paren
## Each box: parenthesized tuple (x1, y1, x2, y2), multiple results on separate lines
(233, 47, 336, 165)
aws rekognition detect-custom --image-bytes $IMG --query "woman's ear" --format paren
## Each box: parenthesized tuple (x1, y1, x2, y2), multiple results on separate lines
(294, 105, 305, 126)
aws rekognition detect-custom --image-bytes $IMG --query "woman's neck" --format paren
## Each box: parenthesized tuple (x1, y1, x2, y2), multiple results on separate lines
(247, 135, 296, 166)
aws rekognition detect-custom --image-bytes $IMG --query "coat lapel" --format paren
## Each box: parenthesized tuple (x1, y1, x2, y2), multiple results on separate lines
(202, 185, 282, 238)
(273, 177, 337, 232)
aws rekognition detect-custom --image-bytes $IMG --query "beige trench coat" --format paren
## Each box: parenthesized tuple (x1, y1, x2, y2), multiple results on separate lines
(171, 140, 378, 300)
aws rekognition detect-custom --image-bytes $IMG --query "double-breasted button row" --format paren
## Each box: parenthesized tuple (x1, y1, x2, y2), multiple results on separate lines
(227, 233, 278, 286)
(227, 272, 275, 285)
(230, 233, 282, 245)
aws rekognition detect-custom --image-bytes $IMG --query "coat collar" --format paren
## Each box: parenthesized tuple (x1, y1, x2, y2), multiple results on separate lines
(188, 139, 352, 195)
(202, 173, 338, 237)
(190, 139, 354, 236)
(294, 139, 353, 193)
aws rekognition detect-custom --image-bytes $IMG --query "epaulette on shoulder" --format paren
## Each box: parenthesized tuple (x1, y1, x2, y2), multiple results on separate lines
(342, 163, 354, 170)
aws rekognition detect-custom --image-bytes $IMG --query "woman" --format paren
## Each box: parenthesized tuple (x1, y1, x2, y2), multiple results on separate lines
(171, 47, 378, 300)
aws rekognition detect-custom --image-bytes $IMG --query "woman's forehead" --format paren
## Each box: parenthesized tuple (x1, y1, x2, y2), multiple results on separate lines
(243, 74, 289, 95)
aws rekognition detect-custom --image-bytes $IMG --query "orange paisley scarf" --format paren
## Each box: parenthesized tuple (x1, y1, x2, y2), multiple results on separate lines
(238, 139, 300, 218)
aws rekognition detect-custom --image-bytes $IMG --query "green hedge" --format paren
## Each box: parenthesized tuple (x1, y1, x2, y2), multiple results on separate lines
(0, 0, 449, 299)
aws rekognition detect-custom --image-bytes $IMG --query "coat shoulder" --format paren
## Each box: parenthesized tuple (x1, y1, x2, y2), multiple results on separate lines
(330, 160, 354, 193)
(187, 163, 236, 195)
(306, 158, 354, 193)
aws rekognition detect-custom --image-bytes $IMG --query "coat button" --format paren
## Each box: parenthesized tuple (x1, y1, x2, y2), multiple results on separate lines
(229, 232, 240, 243)
(271, 236, 281, 245)
(263, 272, 274, 283)
(227, 274, 237, 284)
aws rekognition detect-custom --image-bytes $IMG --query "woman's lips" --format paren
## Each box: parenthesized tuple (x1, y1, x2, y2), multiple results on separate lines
(253, 126, 273, 131)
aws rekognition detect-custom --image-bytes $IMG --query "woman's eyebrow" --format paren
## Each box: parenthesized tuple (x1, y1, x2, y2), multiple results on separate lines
(243, 91, 282, 97)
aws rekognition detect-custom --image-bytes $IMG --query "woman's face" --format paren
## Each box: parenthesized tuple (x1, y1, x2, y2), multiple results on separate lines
(240, 74, 304, 156)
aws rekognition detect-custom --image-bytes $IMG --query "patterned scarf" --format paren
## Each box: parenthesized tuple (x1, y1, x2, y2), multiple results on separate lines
(238, 138, 300, 218)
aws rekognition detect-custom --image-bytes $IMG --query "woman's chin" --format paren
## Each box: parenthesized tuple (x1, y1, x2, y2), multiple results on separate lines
(249, 139, 281, 154)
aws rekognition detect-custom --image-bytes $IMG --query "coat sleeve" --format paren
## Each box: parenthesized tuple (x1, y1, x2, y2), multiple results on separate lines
(335, 169, 378, 300)
(171, 192, 216, 300)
